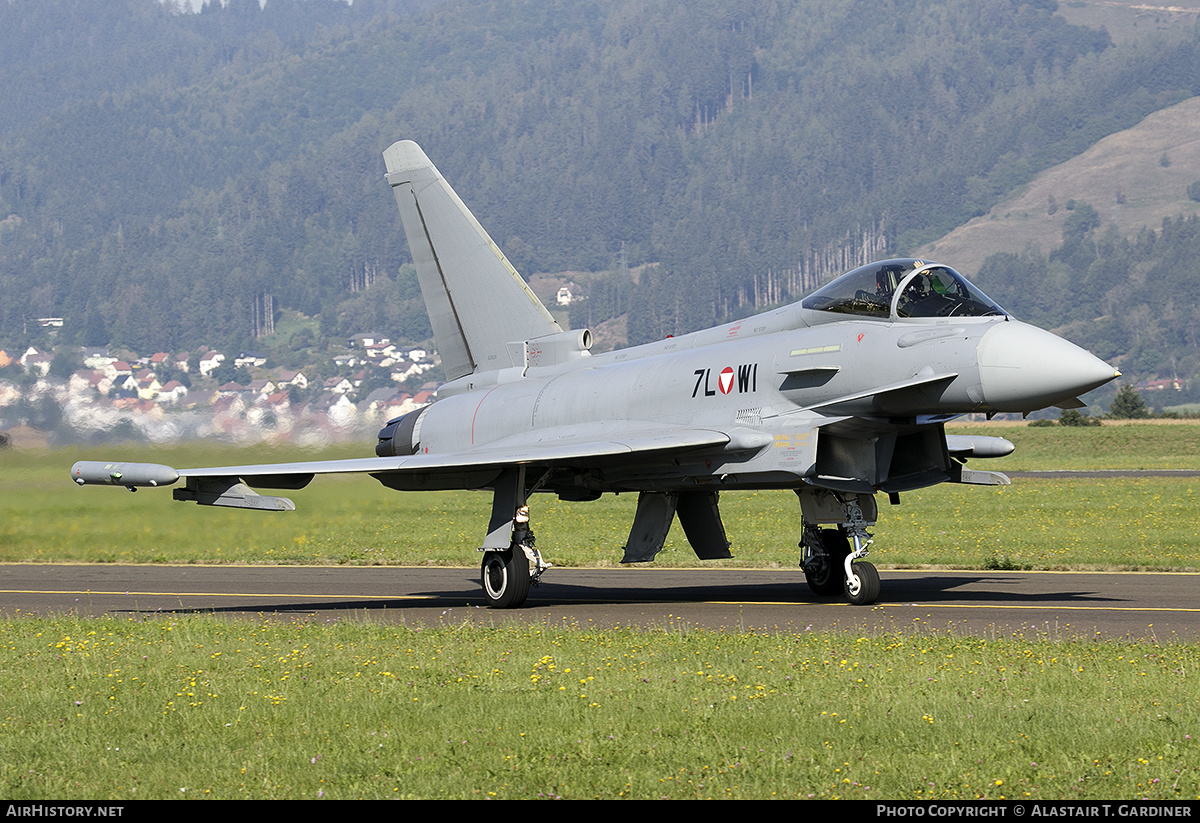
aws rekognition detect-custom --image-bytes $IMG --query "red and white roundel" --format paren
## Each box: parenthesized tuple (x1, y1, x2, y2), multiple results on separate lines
(718, 366, 735, 394)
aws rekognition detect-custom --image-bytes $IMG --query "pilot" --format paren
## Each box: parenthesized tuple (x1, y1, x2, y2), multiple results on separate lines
(872, 265, 904, 312)
(897, 273, 930, 315)
(899, 271, 965, 317)
(875, 268, 895, 302)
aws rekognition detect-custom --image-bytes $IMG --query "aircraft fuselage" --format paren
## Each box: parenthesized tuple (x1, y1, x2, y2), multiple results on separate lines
(397, 302, 1111, 497)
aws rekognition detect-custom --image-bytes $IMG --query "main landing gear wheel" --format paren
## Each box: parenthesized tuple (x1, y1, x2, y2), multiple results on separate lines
(804, 529, 851, 596)
(844, 561, 880, 606)
(480, 548, 531, 609)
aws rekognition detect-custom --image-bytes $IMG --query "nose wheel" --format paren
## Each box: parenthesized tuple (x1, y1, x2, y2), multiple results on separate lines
(844, 560, 880, 605)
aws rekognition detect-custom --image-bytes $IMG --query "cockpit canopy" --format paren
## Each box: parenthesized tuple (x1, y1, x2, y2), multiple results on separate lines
(801, 259, 1007, 320)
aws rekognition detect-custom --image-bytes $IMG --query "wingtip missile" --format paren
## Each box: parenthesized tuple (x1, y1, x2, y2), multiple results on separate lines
(71, 461, 179, 489)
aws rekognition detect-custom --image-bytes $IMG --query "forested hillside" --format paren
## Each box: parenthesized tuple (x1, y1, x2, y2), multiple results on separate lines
(3, 0, 1200, 385)
(977, 210, 1200, 398)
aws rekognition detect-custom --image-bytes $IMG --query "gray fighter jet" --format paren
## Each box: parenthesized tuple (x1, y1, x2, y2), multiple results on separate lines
(72, 140, 1120, 607)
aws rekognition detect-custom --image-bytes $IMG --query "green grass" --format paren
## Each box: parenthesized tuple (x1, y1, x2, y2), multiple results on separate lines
(970, 422, 1200, 472)
(1, 615, 1197, 800)
(4, 424, 1200, 570)
(4, 425, 1200, 800)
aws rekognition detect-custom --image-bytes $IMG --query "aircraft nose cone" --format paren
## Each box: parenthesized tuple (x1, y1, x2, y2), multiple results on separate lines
(977, 321, 1119, 412)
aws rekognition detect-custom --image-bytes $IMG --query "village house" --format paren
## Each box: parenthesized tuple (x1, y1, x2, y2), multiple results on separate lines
(311, 392, 357, 427)
(198, 351, 225, 377)
(1136, 379, 1182, 392)
(234, 352, 267, 369)
(323, 376, 354, 394)
(246, 379, 277, 399)
(360, 387, 409, 417)
(102, 360, 134, 381)
(155, 380, 188, 404)
(215, 381, 252, 400)
(134, 371, 162, 400)
(111, 373, 140, 396)
(82, 349, 115, 370)
(20, 347, 53, 376)
(261, 390, 294, 414)
(275, 370, 308, 389)
(68, 369, 115, 398)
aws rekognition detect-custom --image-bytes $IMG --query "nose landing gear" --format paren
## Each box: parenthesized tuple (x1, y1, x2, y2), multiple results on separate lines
(798, 490, 880, 606)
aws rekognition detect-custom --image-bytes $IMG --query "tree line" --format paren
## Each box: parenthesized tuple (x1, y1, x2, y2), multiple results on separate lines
(3, 0, 1200, 387)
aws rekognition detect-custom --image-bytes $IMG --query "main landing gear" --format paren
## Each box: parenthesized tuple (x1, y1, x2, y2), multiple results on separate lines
(798, 490, 881, 606)
(479, 493, 551, 609)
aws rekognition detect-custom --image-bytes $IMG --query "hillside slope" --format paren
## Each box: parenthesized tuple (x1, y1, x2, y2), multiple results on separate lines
(3, 0, 1200, 364)
(919, 95, 1200, 275)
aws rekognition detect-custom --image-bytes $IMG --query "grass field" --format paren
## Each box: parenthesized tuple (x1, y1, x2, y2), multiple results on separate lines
(4, 422, 1199, 570)
(2, 617, 1197, 800)
(2, 422, 1199, 799)
(963, 420, 1200, 472)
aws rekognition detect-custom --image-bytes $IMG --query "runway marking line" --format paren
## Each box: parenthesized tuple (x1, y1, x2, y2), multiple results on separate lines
(0, 589, 432, 601)
(642, 600, 1200, 614)
(695, 600, 1200, 614)
(877, 602, 1200, 614)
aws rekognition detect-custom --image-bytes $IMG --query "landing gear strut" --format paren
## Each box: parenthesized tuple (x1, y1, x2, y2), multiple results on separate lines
(479, 469, 553, 609)
(480, 506, 550, 608)
(797, 489, 880, 605)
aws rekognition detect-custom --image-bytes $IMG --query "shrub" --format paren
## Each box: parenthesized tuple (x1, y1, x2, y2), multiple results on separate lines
(1060, 408, 1102, 426)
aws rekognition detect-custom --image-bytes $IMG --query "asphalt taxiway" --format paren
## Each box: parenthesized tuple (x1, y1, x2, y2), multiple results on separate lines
(2, 564, 1198, 640)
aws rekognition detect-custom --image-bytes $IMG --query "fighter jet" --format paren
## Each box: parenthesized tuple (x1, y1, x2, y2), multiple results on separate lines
(71, 140, 1120, 608)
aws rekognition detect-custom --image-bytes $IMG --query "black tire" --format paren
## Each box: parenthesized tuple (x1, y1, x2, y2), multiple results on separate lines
(805, 529, 850, 596)
(480, 548, 531, 609)
(844, 561, 880, 606)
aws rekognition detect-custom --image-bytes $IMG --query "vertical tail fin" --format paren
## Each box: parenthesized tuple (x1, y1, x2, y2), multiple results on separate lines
(383, 141, 562, 381)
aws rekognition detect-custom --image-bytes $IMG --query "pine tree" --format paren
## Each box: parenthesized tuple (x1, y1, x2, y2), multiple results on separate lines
(1107, 384, 1151, 419)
